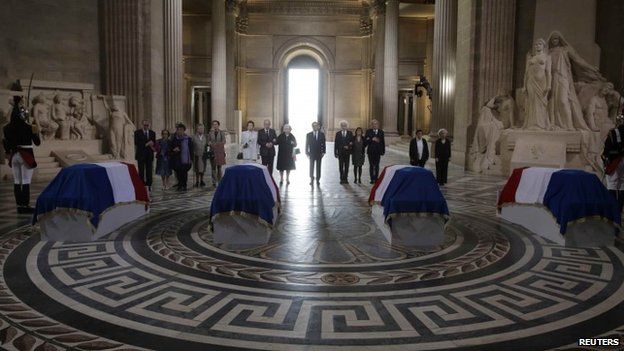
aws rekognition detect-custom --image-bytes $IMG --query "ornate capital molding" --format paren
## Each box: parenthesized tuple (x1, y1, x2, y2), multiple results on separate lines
(360, 3, 373, 36)
(226, 0, 243, 16)
(370, 0, 386, 17)
(246, 0, 363, 16)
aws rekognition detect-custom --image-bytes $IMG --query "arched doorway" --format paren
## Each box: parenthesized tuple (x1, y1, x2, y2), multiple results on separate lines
(286, 55, 321, 143)
(274, 37, 334, 139)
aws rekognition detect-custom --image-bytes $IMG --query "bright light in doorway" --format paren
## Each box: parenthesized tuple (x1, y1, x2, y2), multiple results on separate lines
(288, 68, 319, 143)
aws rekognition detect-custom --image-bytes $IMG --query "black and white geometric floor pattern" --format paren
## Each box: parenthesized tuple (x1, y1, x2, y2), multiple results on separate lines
(0, 147, 623, 351)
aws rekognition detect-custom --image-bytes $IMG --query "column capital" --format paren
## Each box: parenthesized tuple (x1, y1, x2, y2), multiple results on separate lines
(370, 0, 385, 17)
(360, 3, 373, 36)
(226, 0, 245, 16)
(235, 1, 248, 33)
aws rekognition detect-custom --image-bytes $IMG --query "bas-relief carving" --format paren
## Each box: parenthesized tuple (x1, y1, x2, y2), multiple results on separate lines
(0, 80, 133, 161)
(472, 31, 621, 175)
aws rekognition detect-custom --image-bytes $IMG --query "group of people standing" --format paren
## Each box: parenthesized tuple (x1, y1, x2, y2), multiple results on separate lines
(247, 118, 451, 186)
(134, 120, 226, 191)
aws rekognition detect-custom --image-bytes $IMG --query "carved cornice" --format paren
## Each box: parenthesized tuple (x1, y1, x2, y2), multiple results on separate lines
(236, 6, 249, 34)
(370, 0, 385, 17)
(246, 0, 363, 16)
(360, 2, 373, 35)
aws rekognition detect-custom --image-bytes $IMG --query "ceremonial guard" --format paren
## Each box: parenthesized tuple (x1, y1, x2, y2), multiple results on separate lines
(3, 93, 41, 213)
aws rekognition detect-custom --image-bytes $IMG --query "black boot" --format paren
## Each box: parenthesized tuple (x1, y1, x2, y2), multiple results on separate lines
(20, 184, 35, 214)
(14, 184, 23, 211)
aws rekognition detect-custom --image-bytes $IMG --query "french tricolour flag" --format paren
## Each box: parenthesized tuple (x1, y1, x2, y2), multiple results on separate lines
(34, 162, 149, 227)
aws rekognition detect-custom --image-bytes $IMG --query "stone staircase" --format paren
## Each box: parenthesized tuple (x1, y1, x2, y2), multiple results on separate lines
(35, 156, 62, 181)
(33, 153, 114, 181)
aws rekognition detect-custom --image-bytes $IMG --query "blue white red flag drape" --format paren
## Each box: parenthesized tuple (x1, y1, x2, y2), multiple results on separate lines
(369, 165, 449, 223)
(33, 162, 149, 227)
(210, 164, 280, 227)
(498, 167, 620, 233)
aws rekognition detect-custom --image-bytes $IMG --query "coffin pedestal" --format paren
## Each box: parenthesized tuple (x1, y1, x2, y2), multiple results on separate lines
(372, 205, 445, 247)
(40, 203, 148, 242)
(500, 204, 614, 247)
(213, 208, 277, 246)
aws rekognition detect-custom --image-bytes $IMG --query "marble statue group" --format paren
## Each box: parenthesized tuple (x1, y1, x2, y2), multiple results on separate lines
(470, 31, 624, 174)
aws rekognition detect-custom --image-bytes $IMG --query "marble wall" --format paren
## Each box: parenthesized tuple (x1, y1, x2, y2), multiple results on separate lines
(182, 3, 433, 137)
(533, 0, 600, 67)
(0, 0, 101, 90)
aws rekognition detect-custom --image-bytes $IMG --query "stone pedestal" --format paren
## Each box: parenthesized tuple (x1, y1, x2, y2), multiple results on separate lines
(500, 130, 593, 175)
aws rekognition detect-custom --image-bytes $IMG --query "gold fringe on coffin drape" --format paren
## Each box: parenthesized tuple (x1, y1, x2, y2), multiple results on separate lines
(385, 211, 450, 226)
(34, 200, 150, 234)
(209, 206, 279, 232)
(497, 202, 620, 232)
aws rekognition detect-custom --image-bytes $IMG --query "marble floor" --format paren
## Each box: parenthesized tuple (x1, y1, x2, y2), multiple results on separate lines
(0, 143, 623, 351)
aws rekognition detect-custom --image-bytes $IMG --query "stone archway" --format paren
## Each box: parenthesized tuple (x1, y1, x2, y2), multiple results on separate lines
(273, 37, 335, 134)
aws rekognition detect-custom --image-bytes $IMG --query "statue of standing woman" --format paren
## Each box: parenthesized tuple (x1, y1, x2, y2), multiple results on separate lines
(522, 38, 551, 130)
(548, 31, 597, 131)
(99, 96, 135, 159)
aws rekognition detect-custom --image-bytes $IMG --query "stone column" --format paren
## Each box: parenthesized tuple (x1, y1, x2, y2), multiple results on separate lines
(226, 1, 239, 140)
(453, 0, 516, 169)
(371, 1, 385, 123)
(382, 0, 399, 135)
(476, 0, 516, 103)
(431, 0, 457, 135)
(403, 94, 410, 136)
(163, 0, 183, 129)
(101, 0, 145, 125)
(211, 0, 227, 127)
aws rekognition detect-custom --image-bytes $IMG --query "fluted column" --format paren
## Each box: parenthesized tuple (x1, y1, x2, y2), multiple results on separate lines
(102, 0, 145, 124)
(163, 0, 183, 129)
(225, 1, 238, 139)
(211, 0, 227, 126)
(382, 0, 399, 135)
(371, 1, 385, 122)
(431, 0, 457, 135)
(453, 0, 516, 169)
(477, 0, 516, 104)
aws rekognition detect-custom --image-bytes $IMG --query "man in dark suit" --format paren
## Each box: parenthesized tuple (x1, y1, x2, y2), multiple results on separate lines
(305, 121, 326, 185)
(364, 119, 385, 184)
(409, 129, 429, 167)
(335, 120, 354, 184)
(257, 119, 278, 174)
(134, 119, 156, 189)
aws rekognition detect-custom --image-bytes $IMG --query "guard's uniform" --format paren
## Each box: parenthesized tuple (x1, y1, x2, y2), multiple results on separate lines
(603, 124, 624, 211)
(2, 96, 41, 213)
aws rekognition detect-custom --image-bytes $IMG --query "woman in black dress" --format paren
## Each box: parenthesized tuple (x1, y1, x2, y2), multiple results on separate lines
(352, 127, 365, 184)
(434, 128, 451, 185)
(276, 124, 297, 184)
